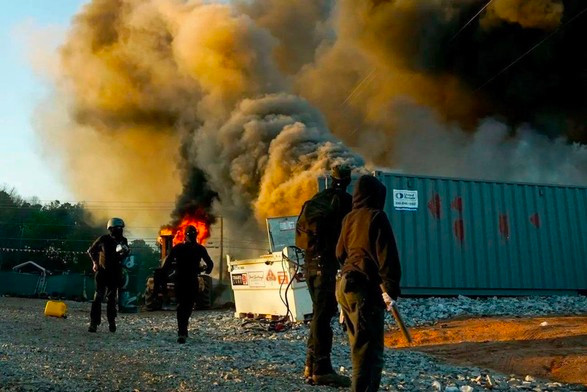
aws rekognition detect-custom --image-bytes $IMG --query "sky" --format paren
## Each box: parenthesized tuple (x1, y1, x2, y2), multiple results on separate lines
(0, 0, 89, 202)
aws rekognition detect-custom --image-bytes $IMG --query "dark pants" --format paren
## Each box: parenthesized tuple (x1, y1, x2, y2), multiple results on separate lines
(90, 269, 120, 326)
(306, 271, 338, 375)
(176, 281, 198, 337)
(336, 273, 385, 392)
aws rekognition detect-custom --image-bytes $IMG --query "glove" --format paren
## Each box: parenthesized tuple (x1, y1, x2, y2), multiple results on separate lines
(339, 308, 345, 324)
(92, 262, 98, 273)
(116, 244, 130, 257)
(200, 261, 212, 274)
(382, 292, 396, 312)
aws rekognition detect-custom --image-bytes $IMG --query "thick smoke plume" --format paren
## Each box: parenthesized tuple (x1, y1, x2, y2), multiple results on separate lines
(36, 0, 586, 247)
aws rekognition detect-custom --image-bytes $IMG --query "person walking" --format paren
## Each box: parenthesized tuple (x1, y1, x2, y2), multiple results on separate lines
(162, 225, 213, 344)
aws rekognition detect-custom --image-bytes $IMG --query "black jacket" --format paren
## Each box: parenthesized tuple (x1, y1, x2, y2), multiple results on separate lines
(336, 175, 401, 299)
(87, 234, 129, 272)
(162, 242, 214, 288)
(299, 187, 352, 263)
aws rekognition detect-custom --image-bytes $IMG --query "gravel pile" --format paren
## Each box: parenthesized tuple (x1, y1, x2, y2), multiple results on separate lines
(396, 295, 587, 327)
(0, 296, 585, 391)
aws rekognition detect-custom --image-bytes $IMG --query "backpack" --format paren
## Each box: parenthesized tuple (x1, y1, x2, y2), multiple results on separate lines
(295, 189, 338, 259)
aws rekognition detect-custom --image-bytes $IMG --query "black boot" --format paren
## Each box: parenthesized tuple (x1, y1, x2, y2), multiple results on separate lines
(312, 373, 351, 387)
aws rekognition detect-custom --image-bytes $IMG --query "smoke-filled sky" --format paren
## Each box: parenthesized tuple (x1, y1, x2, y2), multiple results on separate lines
(4, 0, 587, 248)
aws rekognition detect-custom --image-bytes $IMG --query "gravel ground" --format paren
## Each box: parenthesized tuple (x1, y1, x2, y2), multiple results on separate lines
(1, 296, 586, 392)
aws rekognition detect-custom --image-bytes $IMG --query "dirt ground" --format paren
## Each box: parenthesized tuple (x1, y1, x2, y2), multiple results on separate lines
(385, 316, 587, 386)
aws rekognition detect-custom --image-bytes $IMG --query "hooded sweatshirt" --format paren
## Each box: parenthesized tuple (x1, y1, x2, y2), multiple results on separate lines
(336, 175, 401, 299)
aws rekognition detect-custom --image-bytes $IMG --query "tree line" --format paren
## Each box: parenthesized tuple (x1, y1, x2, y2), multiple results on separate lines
(0, 187, 159, 274)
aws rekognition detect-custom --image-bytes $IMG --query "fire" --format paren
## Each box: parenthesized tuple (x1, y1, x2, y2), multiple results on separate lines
(171, 216, 211, 246)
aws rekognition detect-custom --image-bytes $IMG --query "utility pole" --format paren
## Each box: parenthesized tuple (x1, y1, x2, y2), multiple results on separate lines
(219, 216, 224, 283)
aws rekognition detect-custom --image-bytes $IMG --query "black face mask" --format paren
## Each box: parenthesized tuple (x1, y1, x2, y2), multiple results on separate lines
(186, 231, 197, 243)
(110, 227, 123, 239)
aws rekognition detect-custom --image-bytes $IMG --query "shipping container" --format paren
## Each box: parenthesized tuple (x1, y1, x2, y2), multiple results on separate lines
(321, 171, 587, 295)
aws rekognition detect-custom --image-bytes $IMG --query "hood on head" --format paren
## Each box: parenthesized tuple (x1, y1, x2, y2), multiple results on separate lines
(352, 175, 386, 210)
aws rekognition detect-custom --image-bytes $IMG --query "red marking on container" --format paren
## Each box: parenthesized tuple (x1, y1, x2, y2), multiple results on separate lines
(427, 194, 441, 219)
(499, 214, 510, 240)
(266, 269, 276, 281)
(530, 213, 541, 228)
(451, 197, 463, 213)
(454, 219, 464, 243)
(277, 272, 288, 285)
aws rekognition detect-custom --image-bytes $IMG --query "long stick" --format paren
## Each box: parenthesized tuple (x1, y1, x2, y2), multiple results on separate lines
(380, 284, 412, 344)
(390, 301, 412, 344)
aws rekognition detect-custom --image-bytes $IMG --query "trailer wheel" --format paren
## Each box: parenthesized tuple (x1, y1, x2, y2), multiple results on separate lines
(196, 275, 212, 309)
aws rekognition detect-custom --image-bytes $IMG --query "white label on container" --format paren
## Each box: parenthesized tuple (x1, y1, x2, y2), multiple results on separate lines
(279, 221, 296, 231)
(393, 189, 418, 211)
(248, 271, 266, 287)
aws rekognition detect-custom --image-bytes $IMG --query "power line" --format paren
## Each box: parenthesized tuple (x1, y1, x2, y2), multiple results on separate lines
(475, 4, 587, 91)
(5, 199, 176, 204)
(341, 68, 377, 106)
(450, 0, 495, 42)
(0, 206, 177, 211)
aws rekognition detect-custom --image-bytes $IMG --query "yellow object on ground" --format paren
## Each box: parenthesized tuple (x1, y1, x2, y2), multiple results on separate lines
(44, 301, 67, 318)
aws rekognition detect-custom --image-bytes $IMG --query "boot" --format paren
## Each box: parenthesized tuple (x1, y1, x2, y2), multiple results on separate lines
(108, 319, 116, 333)
(177, 335, 187, 344)
(88, 323, 97, 333)
(312, 372, 351, 388)
(303, 366, 314, 385)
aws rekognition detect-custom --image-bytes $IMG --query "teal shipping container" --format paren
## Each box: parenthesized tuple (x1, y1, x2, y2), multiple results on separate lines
(321, 171, 587, 295)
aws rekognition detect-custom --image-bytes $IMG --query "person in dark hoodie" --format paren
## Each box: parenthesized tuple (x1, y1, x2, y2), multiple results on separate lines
(335, 175, 401, 392)
(162, 225, 214, 344)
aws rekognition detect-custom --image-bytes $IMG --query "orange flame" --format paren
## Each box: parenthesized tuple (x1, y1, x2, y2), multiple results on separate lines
(171, 216, 211, 246)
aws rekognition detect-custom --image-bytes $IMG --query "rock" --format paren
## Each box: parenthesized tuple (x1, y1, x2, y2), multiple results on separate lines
(432, 380, 442, 390)
(460, 386, 474, 392)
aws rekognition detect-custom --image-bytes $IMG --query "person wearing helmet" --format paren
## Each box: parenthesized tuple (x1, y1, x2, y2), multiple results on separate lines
(161, 224, 213, 344)
(295, 164, 352, 387)
(87, 217, 130, 333)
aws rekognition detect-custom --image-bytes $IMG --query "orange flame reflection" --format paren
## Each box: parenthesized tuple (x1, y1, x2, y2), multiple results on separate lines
(171, 216, 210, 246)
